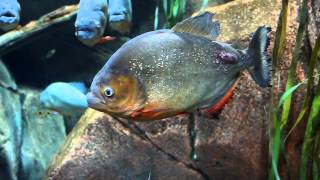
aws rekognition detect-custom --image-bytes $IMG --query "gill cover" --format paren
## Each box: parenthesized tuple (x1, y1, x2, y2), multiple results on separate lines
(102, 74, 146, 115)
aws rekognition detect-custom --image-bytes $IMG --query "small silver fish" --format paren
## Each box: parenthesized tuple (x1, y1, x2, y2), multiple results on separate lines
(0, 0, 20, 31)
(40, 82, 88, 117)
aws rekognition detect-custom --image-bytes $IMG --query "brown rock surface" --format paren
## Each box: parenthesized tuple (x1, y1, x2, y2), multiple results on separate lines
(45, 0, 303, 179)
(46, 111, 203, 180)
(307, 0, 320, 48)
(0, 60, 21, 180)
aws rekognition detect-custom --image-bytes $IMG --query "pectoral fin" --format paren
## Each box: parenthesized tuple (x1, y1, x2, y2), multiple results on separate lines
(97, 36, 116, 44)
(130, 105, 171, 120)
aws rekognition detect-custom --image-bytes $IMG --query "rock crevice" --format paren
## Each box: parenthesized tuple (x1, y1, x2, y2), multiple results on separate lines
(113, 117, 209, 180)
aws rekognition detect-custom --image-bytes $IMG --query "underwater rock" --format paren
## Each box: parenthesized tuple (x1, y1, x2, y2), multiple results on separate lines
(45, 0, 302, 179)
(0, 59, 17, 90)
(196, 0, 283, 42)
(307, 0, 320, 48)
(0, 60, 67, 180)
(20, 88, 66, 180)
(46, 110, 203, 180)
(0, 60, 21, 180)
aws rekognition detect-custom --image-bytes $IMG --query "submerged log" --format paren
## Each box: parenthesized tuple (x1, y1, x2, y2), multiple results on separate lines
(0, 4, 78, 56)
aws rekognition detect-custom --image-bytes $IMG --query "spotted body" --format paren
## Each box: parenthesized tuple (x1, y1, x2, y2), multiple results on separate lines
(87, 12, 271, 121)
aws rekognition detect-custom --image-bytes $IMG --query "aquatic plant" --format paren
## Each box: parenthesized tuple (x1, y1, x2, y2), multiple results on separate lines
(269, 0, 320, 179)
(299, 33, 320, 180)
(268, 0, 288, 179)
(154, 0, 209, 29)
(154, 0, 187, 29)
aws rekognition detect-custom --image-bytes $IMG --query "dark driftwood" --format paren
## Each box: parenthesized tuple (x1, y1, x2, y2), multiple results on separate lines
(0, 4, 78, 56)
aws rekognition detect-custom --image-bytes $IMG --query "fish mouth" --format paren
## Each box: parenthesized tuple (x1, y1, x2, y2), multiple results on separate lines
(86, 92, 107, 112)
(75, 26, 99, 40)
(74, 19, 103, 40)
(0, 11, 19, 30)
(109, 14, 128, 23)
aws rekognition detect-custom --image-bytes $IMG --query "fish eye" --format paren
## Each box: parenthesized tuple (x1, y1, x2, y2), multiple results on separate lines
(103, 86, 114, 97)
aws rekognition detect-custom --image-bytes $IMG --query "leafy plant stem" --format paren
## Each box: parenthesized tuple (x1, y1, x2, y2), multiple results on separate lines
(280, 0, 308, 129)
(268, 0, 289, 179)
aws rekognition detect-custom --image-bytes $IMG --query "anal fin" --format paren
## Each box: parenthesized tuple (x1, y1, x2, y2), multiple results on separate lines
(201, 82, 237, 118)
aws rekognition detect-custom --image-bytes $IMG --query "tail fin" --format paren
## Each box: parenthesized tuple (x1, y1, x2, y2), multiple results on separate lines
(247, 26, 271, 87)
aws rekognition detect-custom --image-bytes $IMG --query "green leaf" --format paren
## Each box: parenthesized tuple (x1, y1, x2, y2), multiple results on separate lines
(270, 114, 282, 180)
(172, 0, 180, 18)
(280, 0, 308, 129)
(312, 132, 320, 180)
(272, 161, 281, 180)
(168, 0, 174, 19)
(154, 6, 159, 30)
(162, 0, 168, 16)
(268, 0, 289, 179)
(285, 31, 320, 141)
(200, 0, 209, 12)
(277, 82, 303, 111)
(300, 73, 320, 179)
(180, 0, 187, 14)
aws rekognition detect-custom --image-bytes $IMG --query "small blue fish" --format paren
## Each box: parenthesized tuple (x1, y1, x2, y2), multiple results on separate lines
(108, 0, 132, 34)
(74, 0, 108, 46)
(68, 82, 88, 94)
(0, 0, 20, 31)
(40, 82, 88, 117)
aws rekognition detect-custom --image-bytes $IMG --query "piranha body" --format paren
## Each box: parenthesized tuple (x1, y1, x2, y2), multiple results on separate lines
(75, 0, 108, 46)
(0, 0, 20, 31)
(87, 12, 271, 121)
(75, 0, 132, 46)
(40, 82, 88, 117)
(108, 0, 132, 34)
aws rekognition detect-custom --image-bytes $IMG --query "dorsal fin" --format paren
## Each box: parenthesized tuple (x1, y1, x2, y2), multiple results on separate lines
(172, 12, 220, 40)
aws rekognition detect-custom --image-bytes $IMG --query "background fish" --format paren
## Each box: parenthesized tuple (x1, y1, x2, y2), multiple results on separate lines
(74, 0, 108, 46)
(108, 0, 132, 34)
(87, 12, 271, 121)
(40, 82, 88, 117)
(0, 0, 20, 31)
